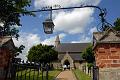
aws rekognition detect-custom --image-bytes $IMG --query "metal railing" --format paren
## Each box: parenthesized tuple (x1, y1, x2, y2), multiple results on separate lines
(93, 66, 99, 80)
(5, 60, 49, 80)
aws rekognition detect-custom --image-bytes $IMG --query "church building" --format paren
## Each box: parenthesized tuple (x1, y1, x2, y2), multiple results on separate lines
(53, 35, 90, 69)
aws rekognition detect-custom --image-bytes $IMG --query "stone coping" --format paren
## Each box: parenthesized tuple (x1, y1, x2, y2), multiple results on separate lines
(99, 67, 120, 72)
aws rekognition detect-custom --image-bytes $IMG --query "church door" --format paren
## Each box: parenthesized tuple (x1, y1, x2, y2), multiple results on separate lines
(64, 60, 70, 69)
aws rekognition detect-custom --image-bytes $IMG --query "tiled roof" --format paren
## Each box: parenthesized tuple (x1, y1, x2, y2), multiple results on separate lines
(58, 53, 83, 61)
(55, 43, 90, 52)
(0, 36, 15, 52)
(0, 36, 12, 46)
(93, 32, 103, 40)
(93, 28, 120, 49)
(93, 28, 120, 43)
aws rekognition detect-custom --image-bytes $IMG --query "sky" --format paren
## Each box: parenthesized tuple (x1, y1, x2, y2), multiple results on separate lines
(13, 0, 120, 60)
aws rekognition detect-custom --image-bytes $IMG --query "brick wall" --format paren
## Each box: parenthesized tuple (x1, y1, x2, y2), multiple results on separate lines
(95, 43, 120, 68)
(94, 43, 120, 80)
(0, 48, 10, 68)
(0, 47, 11, 79)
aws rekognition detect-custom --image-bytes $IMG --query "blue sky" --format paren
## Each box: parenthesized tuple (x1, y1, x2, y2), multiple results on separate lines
(13, 0, 120, 60)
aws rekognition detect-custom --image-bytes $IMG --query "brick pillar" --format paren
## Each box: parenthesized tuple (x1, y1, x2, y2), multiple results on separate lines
(94, 43, 120, 80)
(0, 48, 11, 80)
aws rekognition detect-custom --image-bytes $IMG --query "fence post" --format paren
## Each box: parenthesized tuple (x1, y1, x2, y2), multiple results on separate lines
(42, 63, 44, 80)
(93, 66, 99, 80)
(46, 64, 49, 80)
(10, 58, 17, 80)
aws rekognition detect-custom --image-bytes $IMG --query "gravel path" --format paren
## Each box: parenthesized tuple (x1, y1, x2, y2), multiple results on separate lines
(55, 70, 77, 80)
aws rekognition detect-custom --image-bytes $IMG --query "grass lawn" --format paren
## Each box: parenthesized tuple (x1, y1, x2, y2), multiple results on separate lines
(16, 69, 61, 80)
(73, 69, 92, 80)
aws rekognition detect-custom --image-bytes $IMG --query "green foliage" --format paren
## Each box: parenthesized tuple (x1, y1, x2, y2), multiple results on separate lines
(87, 63, 93, 69)
(16, 69, 61, 80)
(73, 69, 92, 80)
(27, 44, 58, 63)
(0, 0, 33, 39)
(0, 0, 34, 56)
(113, 18, 120, 31)
(82, 45, 95, 63)
(14, 45, 25, 57)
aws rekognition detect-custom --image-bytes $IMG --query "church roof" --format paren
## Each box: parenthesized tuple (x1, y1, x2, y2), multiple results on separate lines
(55, 35, 60, 42)
(55, 43, 90, 52)
(58, 53, 83, 61)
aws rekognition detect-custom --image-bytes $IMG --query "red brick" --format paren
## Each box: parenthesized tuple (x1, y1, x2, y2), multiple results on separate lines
(98, 48, 105, 53)
(118, 60, 120, 63)
(94, 43, 120, 68)
(106, 64, 111, 68)
(112, 60, 119, 63)
(110, 48, 117, 52)
(109, 56, 120, 59)
(111, 64, 120, 67)
(0, 78, 5, 80)
(98, 55, 108, 59)
(111, 52, 120, 56)
(101, 60, 112, 63)
(99, 63, 106, 68)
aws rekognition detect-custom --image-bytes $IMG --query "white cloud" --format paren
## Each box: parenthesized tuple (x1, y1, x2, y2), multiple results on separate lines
(13, 33, 41, 60)
(0, 22, 4, 27)
(71, 34, 92, 43)
(54, 8, 94, 34)
(34, 0, 101, 8)
(34, 0, 101, 34)
(42, 33, 66, 45)
(90, 27, 98, 34)
(71, 27, 97, 43)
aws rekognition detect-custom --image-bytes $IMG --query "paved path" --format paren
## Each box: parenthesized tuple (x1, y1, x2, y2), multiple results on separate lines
(55, 70, 77, 80)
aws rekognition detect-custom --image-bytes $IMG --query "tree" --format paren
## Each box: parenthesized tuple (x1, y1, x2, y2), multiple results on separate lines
(113, 18, 120, 31)
(0, 0, 34, 56)
(0, 0, 34, 39)
(82, 45, 95, 63)
(27, 44, 58, 64)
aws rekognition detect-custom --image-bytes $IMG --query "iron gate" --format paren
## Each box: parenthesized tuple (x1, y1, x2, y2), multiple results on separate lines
(93, 66, 99, 80)
(6, 60, 49, 80)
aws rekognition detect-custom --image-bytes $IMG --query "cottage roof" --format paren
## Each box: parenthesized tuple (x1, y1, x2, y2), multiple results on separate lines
(55, 43, 90, 52)
(0, 36, 16, 52)
(93, 28, 120, 49)
(0, 36, 12, 46)
(93, 28, 120, 43)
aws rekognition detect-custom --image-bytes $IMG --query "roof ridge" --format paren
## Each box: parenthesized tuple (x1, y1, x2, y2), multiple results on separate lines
(61, 42, 90, 44)
(99, 28, 120, 41)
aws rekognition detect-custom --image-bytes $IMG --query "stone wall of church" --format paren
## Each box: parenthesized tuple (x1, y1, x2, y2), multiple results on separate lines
(74, 61, 80, 69)
(52, 61, 88, 70)
(52, 61, 62, 69)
